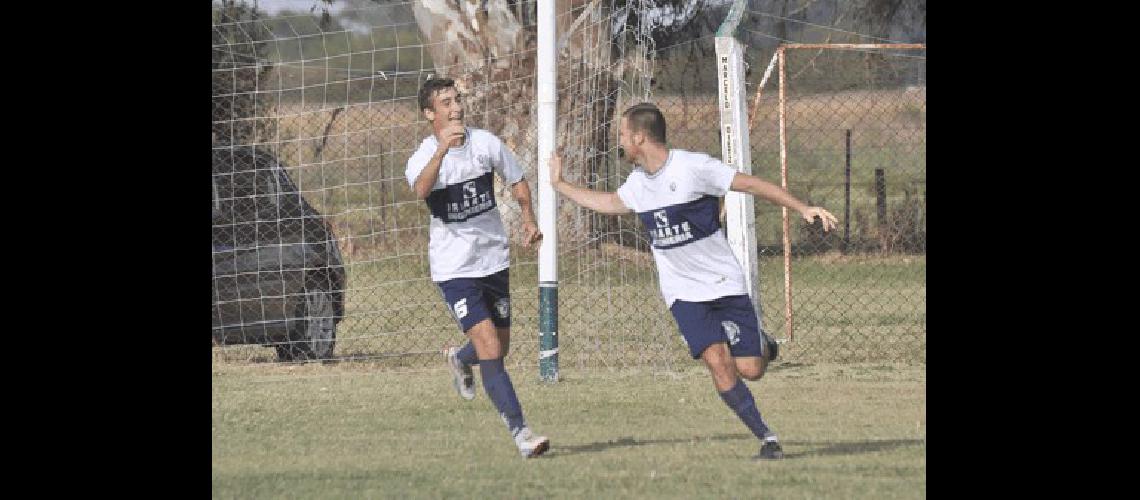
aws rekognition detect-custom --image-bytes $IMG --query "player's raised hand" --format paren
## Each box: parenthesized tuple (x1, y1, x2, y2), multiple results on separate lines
(548, 149, 564, 187)
(801, 207, 839, 232)
(521, 219, 543, 248)
(437, 124, 466, 151)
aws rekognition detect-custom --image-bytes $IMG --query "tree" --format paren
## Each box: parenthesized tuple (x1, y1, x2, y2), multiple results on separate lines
(212, 0, 277, 145)
(410, 0, 626, 242)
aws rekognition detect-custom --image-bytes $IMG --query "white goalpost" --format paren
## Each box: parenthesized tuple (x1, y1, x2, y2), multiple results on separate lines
(536, 0, 559, 381)
(715, 0, 764, 337)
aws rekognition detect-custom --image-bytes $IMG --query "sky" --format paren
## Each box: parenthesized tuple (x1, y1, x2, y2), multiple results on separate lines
(247, 0, 347, 16)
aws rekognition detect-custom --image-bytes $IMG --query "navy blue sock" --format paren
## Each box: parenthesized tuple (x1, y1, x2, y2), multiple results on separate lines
(456, 341, 478, 367)
(719, 379, 774, 441)
(479, 358, 526, 436)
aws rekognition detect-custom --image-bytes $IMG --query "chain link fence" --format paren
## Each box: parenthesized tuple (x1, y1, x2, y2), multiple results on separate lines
(649, 34, 925, 364)
(211, 1, 924, 369)
(763, 45, 925, 363)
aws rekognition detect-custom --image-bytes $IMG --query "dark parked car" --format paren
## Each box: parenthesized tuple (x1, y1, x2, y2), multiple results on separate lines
(212, 146, 346, 361)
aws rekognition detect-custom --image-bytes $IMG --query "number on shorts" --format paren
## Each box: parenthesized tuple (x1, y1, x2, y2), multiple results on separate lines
(453, 298, 468, 319)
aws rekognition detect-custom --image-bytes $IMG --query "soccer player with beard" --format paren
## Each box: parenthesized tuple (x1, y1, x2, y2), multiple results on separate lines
(550, 102, 838, 460)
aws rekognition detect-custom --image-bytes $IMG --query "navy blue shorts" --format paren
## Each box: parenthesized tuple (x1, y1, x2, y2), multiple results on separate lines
(670, 294, 764, 359)
(435, 268, 511, 333)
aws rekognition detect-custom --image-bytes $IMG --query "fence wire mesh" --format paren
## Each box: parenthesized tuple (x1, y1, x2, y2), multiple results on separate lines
(211, 1, 924, 370)
(767, 45, 925, 362)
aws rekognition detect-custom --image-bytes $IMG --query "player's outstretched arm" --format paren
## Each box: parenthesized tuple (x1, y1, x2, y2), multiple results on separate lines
(730, 172, 839, 231)
(549, 151, 632, 215)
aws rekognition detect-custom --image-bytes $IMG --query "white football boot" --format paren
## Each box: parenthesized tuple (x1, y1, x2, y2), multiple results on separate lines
(514, 427, 550, 458)
(444, 346, 476, 401)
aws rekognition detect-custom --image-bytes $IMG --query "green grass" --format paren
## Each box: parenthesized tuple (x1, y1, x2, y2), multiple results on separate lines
(212, 361, 925, 499)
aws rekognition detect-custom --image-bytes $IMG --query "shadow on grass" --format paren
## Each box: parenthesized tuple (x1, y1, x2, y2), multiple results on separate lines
(553, 433, 752, 456)
(234, 352, 431, 365)
(779, 438, 924, 459)
(551, 434, 923, 459)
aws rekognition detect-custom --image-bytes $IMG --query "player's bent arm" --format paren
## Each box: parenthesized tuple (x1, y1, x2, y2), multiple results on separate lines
(509, 178, 538, 224)
(729, 172, 809, 215)
(412, 148, 448, 199)
(552, 181, 632, 215)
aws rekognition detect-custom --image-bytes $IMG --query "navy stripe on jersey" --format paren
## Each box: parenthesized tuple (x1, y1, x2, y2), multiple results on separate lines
(637, 195, 722, 250)
(426, 171, 498, 223)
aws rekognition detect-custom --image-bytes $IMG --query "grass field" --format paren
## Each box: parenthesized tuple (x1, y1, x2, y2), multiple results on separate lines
(212, 360, 925, 499)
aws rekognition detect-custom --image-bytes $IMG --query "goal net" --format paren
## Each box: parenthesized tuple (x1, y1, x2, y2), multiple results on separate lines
(211, 0, 688, 369)
(211, 0, 926, 368)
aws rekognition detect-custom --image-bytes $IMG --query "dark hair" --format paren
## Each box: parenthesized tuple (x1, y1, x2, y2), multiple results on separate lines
(622, 102, 667, 145)
(419, 78, 456, 112)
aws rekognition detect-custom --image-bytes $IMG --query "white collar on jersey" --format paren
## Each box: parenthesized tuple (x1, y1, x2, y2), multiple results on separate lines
(639, 149, 674, 179)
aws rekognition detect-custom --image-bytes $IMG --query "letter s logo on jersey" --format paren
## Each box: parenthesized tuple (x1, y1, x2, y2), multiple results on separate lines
(463, 181, 478, 200)
(654, 210, 669, 228)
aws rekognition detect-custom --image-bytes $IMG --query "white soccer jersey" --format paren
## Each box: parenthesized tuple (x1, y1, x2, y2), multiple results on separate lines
(616, 149, 747, 307)
(406, 127, 525, 282)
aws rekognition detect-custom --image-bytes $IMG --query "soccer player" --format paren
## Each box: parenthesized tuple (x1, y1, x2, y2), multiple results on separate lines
(549, 102, 838, 460)
(405, 78, 550, 458)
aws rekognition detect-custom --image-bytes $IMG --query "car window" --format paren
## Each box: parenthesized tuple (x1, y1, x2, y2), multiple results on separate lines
(213, 147, 324, 248)
(214, 149, 281, 246)
(253, 165, 284, 243)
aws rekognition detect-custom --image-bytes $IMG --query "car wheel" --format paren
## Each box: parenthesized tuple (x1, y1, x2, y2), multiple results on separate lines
(275, 286, 337, 362)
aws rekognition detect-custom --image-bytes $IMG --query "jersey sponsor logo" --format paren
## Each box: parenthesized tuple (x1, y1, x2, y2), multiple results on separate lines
(426, 172, 497, 223)
(639, 196, 721, 250)
(650, 210, 694, 247)
(447, 178, 493, 220)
